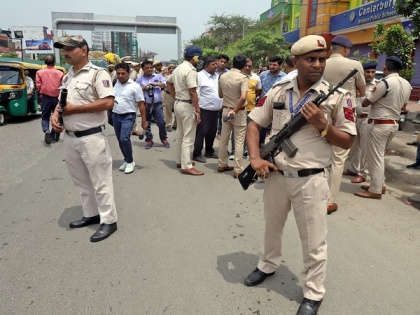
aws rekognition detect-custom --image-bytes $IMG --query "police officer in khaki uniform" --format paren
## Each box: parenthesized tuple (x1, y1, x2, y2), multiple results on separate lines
(355, 56, 412, 199)
(346, 62, 379, 183)
(244, 35, 356, 315)
(218, 55, 249, 178)
(51, 36, 118, 242)
(164, 64, 176, 132)
(323, 35, 366, 214)
(153, 60, 163, 75)
(167, 46, 204, 175)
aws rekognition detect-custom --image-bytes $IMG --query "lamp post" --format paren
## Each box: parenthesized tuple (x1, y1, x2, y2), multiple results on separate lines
(14, 30, 24, 61)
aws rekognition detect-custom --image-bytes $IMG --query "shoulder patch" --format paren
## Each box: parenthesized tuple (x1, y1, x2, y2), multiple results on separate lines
(343, 107, 354, 122)
(272, 79, 291, 88)
(256, 95, 267, 107)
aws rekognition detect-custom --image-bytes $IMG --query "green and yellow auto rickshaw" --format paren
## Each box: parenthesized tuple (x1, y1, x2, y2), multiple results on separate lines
(0, 60, 41, 125)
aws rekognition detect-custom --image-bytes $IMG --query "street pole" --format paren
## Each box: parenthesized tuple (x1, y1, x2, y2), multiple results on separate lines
(20, 39, 23, 62)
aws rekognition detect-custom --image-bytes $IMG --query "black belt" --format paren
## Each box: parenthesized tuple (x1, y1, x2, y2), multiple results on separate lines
(66, 126, 104, 138)
(146, 101, 162, 106)
(279, 168, 324, 178)
(176, 98, 192, 104)
(113, 112, 135, 116)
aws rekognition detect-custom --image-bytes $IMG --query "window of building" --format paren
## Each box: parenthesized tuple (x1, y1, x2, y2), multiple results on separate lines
(295, 16, 300, 30)
(308, 0, 318, 27)
(271, 27, 276, 35)
(282, 22, 288, 34)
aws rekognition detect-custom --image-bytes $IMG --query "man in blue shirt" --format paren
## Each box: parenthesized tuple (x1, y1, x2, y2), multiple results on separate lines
(258, 56, 286, 145)
(259, 56, 286, 97)
(136, 60, 169, 149)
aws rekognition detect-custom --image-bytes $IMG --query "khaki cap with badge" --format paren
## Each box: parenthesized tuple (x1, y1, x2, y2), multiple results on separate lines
(53, 36, 89, 49)
(291, 35, 327, 56)
(153, 60, 162, 66)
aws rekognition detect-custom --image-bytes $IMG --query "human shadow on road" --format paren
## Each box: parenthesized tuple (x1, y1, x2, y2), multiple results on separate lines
(216, 251, 303, 302)
(159, 158, 178, 170)
(58, 205, 97, 231)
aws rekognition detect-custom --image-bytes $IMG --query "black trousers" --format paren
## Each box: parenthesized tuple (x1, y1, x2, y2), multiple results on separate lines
(193, 108, 219, 157)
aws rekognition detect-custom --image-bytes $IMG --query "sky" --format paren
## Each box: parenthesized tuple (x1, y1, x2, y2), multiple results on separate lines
(1, 0, 265, 61)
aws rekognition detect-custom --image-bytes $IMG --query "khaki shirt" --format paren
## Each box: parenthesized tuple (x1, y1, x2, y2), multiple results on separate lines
(324, 53, 366, 107)
(367, 73, 412, 120)
(249, 77, 356, 170)
(129, 69, 138, 81)
(218, 68, 249, 108)
(61, 62, 114, 131)
(167, 60, 197, 100)
(356, 79, 377, 115)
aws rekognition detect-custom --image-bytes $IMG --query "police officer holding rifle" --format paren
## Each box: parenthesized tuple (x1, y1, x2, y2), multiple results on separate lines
(243, 35, 356, 315)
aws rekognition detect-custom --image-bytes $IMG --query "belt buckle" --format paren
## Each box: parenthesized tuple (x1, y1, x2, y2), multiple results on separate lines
(284, 170, 299, 178)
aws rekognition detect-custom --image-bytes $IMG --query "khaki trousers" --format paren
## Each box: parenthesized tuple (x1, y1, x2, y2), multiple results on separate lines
(347, 117, 367, 175)
(258, 171, 329, 301)
(366, 123, 398, 194)
(64, 132, 117, 224)
(328, 146, 350, 204)
(164, 92, 176, 128)
(174, 100, 196, 169)
(218, 108, 247, 173)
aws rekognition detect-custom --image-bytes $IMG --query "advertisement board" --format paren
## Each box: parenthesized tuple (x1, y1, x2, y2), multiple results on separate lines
(25, 39, 53, 53)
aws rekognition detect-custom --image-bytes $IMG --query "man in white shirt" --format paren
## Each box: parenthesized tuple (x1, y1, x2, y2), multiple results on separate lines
(193, 57, 222, 163)
(113, 63, 147, 174)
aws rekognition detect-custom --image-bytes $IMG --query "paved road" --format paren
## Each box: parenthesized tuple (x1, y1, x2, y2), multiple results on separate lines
(0, 116, 419, 315)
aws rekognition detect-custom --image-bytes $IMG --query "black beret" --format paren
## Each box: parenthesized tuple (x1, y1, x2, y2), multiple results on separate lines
(385, 56, 403, 70)
(363, 61, 377, 70)
(331, 35, 353, 48)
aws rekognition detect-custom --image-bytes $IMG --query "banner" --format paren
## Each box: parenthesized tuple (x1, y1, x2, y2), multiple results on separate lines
(25, 39, 53, 53)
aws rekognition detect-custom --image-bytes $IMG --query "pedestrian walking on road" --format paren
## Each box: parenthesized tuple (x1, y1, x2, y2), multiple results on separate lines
(36, 54, 64, 144)
(113, 62, 147, 174)
(51, 36, 118, 242)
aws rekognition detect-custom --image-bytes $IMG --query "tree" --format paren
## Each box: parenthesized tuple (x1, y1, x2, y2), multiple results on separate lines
(189, 13, 260, 52)
(225, 29, 289, 66)
(370, 22, 416, 81)
(395, 0, 420, 38)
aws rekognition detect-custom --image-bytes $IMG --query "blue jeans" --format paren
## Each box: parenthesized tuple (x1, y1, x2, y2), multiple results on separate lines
(145, 103, 167, 142)
(113, 112, 136, 163)
(40, 95, 58, 139)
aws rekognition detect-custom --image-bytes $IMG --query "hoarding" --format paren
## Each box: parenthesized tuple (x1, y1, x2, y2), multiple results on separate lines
(25, 39, 53, 54)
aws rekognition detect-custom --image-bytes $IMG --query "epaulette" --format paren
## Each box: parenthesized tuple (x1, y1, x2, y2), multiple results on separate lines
(272, 78, 292, 88)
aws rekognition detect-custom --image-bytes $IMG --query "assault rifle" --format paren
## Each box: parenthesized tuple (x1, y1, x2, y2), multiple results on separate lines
(238, 68, 358, 190)
(58, 88, 68, 127)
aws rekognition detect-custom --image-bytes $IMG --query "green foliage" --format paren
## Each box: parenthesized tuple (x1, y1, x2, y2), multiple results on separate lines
(188, 13, 260, 52)
(0, 52, 18, 58)
(395, 0, 420, 38)
(352, 50, 377, 65)
(371, 22, 416, 81)
(225, 29, 289, 66)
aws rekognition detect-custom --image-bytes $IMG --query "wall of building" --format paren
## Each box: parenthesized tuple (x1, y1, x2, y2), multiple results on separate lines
(259, 0, 418, 89)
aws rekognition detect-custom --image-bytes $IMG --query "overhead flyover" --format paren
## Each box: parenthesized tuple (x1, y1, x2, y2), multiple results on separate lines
(51, 12, 181, 65)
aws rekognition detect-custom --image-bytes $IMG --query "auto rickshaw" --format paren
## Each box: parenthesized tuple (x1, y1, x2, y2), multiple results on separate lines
(0, 60, 41, 126)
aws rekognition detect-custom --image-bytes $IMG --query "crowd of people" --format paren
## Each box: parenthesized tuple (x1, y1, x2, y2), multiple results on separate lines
(41, 33, 415, 315)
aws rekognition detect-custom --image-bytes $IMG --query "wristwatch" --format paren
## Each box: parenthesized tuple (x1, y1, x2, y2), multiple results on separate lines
(320, 122, 330, 138)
